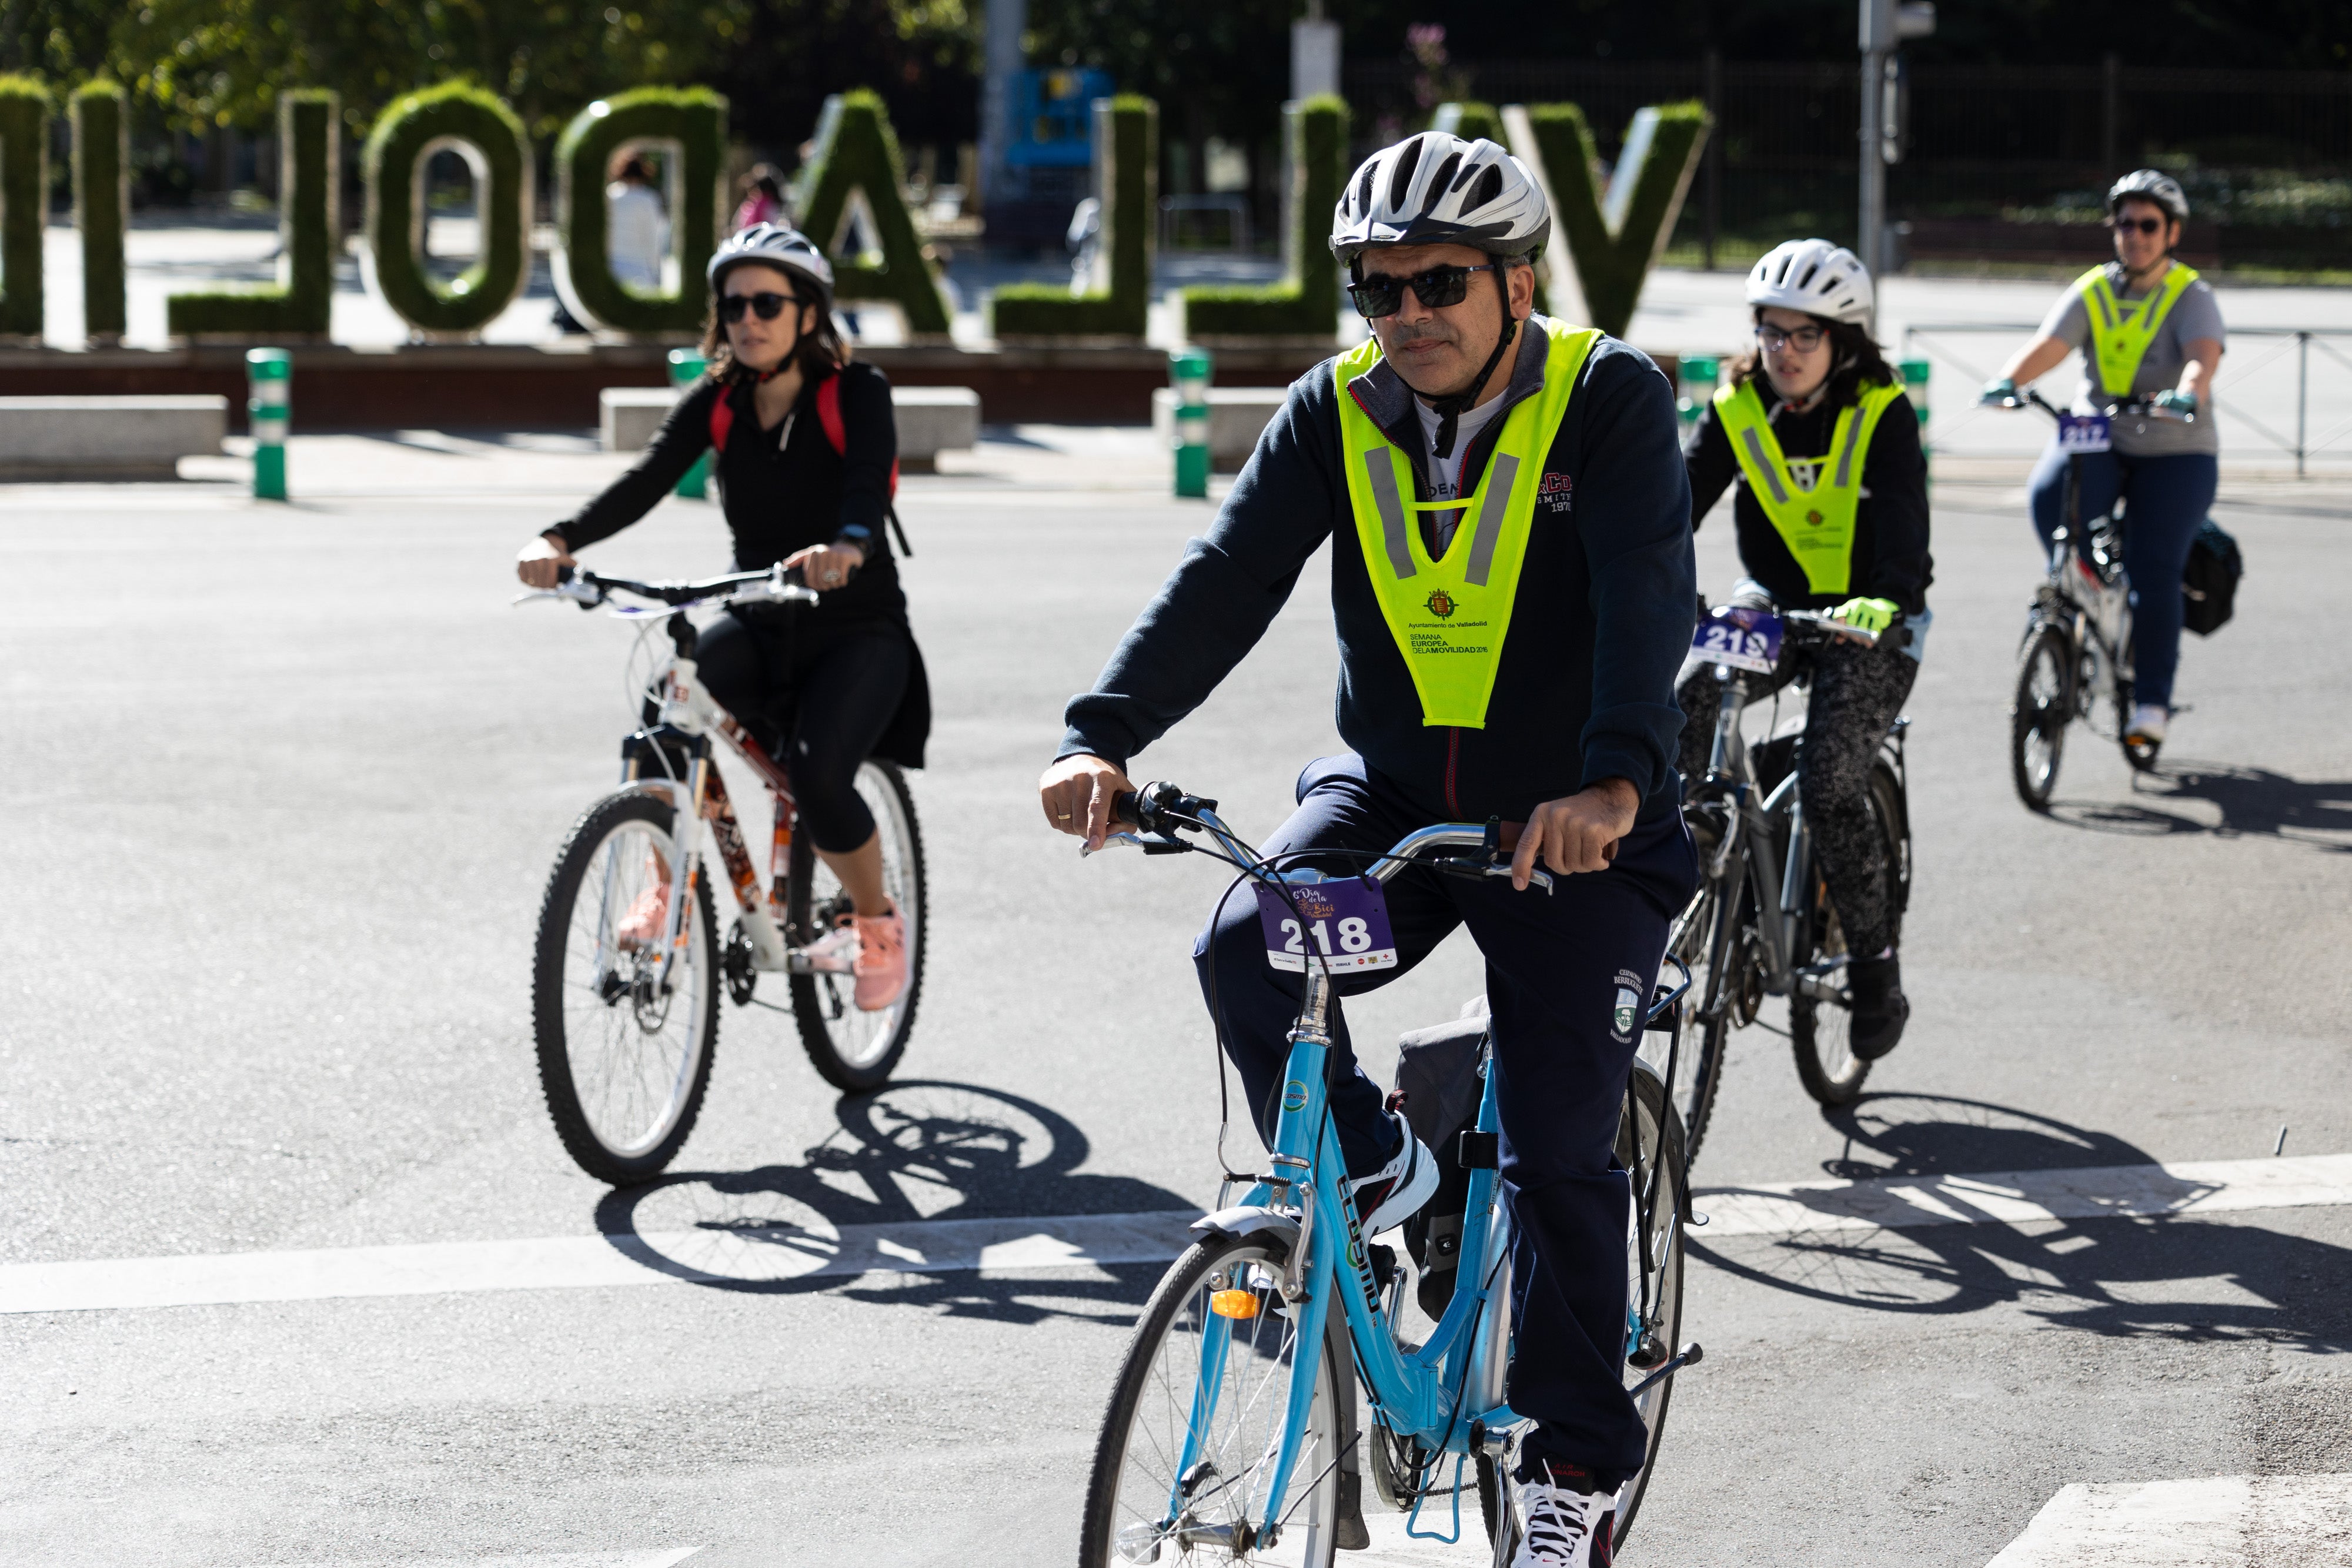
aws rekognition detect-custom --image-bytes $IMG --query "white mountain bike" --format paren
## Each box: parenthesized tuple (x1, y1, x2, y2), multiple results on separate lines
(519, 564, 926, 1185)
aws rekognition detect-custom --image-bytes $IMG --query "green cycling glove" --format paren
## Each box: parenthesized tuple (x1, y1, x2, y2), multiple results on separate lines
(1832, 597, 1900, 635)
(1980, 376, 2017, 406)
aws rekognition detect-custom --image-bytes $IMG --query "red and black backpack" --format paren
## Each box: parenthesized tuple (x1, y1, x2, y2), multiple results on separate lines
(706, 367, 912, 556)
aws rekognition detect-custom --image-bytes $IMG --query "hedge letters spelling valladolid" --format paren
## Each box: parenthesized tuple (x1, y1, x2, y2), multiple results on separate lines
(796, 89, 953, 338)
(0, 76, 48, 342)
(363, 82, 533, 337)
(166, 91, 340, 339)
(991, 95, 1158, 340)
(1181, 95, 1348, 344)
(553, 86, 728, 336)
(1499, 101, 1710, 341)
(72, 81, 129, 344)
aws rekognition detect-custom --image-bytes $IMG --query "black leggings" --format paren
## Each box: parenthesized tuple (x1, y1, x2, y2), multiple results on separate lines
(695, 611, 910, 854)
(1676, 635, 1916, 958)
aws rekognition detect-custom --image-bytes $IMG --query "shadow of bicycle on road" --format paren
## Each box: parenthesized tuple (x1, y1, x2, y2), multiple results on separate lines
(1689, 1094, 2352, 1350)
(589, 1079, 1192, 1326)
(2047, 760, 2352, 848)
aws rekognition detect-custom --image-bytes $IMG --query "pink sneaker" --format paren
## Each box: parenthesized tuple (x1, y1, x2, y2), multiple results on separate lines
(613, 883, 669, 950)
(852, 902, 907, 1011)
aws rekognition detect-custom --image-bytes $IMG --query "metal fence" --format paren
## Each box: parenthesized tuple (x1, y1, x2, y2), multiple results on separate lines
(1342, 61, 2352, 268)
(1900, 323, 2352, 474)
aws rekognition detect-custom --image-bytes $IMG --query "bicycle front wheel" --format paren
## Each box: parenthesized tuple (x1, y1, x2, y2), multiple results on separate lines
(532, 789, 719, 1184)
(786, 758, 926, 1091)
(2010, 623, 2073, 811)
(1653, 875, 1735, 1167)
(1081, 1232, 1341, 1567)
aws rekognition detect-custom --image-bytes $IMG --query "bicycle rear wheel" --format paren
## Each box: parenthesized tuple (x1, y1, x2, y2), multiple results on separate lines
(1080, 1232, 1341, 1567)
(2010, 623, 2073, 811)
(1790, 765, 1903, 1106)
(532, 789, 719, 1184)
(786, 758, 926, 1091)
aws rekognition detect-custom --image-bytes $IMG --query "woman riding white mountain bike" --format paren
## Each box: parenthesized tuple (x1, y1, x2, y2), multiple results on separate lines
(515, 224, 928, 1012)
(1980, 169, 2224, 763)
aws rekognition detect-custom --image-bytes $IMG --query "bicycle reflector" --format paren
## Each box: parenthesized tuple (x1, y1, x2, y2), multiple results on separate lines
(1210, 1289, 1261, 1320)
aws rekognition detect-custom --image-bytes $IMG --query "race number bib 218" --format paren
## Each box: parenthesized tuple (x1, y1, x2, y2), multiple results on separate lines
(1254, 876, 1398, 974)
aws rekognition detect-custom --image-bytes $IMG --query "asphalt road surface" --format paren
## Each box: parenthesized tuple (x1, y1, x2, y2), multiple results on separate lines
(5, 427, 2349, 1566)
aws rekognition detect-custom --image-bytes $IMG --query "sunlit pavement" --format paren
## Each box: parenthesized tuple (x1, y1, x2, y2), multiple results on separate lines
(3, 430, 2348, 1564)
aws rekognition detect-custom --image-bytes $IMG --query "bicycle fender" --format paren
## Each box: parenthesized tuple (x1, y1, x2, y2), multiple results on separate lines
(1192, 1206, 1301, 1249)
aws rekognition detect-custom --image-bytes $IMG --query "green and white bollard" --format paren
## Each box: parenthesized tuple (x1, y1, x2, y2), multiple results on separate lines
(669, 349, 711, 500)
(1898, 356, 1931, 484)
(1676, 355, 1720, 434)
(247, 348, 290, 501)
(1171, 348, 1212, 499)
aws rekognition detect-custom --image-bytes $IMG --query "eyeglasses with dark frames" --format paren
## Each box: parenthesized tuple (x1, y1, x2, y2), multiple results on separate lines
(2109, 215, 2167, 236)
(1755, 322, 1828, 353)
(1347, 262, 1502, 320)
(719, 291, 800, 323)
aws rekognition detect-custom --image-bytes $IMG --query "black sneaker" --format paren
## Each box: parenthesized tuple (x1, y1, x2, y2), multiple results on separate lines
(1848, 954, 1909, 1060)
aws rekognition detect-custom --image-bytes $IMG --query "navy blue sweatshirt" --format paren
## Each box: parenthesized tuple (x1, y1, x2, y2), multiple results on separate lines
(1058, 318, 1697, 825)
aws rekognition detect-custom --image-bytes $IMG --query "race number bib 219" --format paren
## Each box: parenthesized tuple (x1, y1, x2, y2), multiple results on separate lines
(1691, 606, 1783, 674)
(1254, 876, 1398, 974)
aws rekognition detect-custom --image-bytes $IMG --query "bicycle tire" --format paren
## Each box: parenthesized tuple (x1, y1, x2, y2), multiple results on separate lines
(1790, 772, 1904, 1106)
(1657, 876, 1735, 1167)
(1080, 1231, 1342, 1567)
(785, 758, 926, 1092)
(1475, 1063, 1686, 1556)
(2010, 623, 2073, 811)
(532, 788, 719, 1185)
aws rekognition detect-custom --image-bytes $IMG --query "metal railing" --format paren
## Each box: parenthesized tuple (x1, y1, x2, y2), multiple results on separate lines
(1900, 322, 2352, 476)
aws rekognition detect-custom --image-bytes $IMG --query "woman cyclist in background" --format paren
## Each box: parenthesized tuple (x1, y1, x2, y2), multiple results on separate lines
(1981, 169, 2224, 760)
(1680, 239, 1931, 1061)
(513, 224, 927, 1012)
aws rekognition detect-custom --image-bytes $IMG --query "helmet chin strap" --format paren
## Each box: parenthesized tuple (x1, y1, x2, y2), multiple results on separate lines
(1396, 266, 1518, 459)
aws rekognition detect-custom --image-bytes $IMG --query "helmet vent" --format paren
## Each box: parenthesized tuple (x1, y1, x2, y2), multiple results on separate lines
(1471, 163, 1502, 209)
(1389, 138, 1424, 210)
(1431, 152, 1464, 196)
(1356, 163, 1377, 215)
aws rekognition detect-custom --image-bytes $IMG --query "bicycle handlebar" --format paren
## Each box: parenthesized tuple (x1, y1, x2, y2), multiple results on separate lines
(516, 563, 823, 613)
(1985, 387, 2191, 424)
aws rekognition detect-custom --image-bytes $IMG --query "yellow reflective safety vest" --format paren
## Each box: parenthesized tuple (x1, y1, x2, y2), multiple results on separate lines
(1335, 318, 1600, 730)
(2077, 261, 2200, 397)
(1710, 377, 1905, 598)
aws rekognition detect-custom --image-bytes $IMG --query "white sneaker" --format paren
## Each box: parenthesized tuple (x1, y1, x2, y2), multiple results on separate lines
(2127, 703, 2168, 744)
(1348, 1110, 1440, 1237)
(1511, 1468, 1615, 1567)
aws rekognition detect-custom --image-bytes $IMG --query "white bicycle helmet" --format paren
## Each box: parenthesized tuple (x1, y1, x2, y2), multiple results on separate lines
(708, 222, 835, 294)
(2107, 169, 2188, 225)
(1329, 132, 1551, 265)
(1746, 239, 1875, 327)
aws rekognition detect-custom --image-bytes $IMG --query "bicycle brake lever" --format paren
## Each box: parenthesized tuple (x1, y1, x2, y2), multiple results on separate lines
(1079, 832, 1145, 857)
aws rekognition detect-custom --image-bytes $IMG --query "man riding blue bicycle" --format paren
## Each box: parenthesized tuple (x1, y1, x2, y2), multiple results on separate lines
(1040, 131, 1698, 1567)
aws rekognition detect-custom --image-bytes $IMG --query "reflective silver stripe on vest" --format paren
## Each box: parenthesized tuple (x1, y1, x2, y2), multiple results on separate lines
(1832, 406, 1865, 489)
(1362, 449, 1417, 578)
(1738, 426, 1790, 503)
(1462, 453, 1518, 587)
(2089, 279, 2117, 330)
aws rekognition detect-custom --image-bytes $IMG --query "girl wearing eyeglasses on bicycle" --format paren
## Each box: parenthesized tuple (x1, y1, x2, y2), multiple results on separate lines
(513, 223, 926, 1011)
(1678, 239, 1932, 1062)
(1980, 169, 2224, 758)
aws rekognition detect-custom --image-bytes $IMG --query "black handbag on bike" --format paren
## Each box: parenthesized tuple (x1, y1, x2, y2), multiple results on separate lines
(2182, 518, 2242, 636)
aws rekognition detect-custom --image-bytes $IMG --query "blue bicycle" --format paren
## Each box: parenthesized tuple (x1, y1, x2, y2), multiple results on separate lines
(1078, 783, 1697, 1566)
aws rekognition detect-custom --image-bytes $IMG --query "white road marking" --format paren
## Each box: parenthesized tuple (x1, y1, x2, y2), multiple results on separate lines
(0, 1209, 1203, 1316)
(1985, 1473, 2352, 1566)
(10, 1151, 2350, 1317)
(1696, 1152, 2352, 1238)
(246, 1553, 701, 1568)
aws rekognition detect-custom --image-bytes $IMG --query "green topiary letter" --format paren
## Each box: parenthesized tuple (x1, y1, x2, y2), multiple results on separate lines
(553, 87, 727, 337)
(796, 89, 951, 339)
(1180, 95, 1349, 345)
(363, 82, 532, 339)
(0, 76, 49, 343)
(1432, 101, 1505, 146)
(991, 95, 1157, 341)
(72, 81, 127, 345)
(1506, 102, 1709, 340)
(167, 90, 340, 340)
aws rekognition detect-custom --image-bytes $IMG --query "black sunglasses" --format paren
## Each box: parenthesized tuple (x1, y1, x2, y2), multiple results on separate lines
(719, 290, 800, 323)
(2109, 215, 2167, 236)
(1347, 262, 1501, 319)
(1755, 322, 1828, 353)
